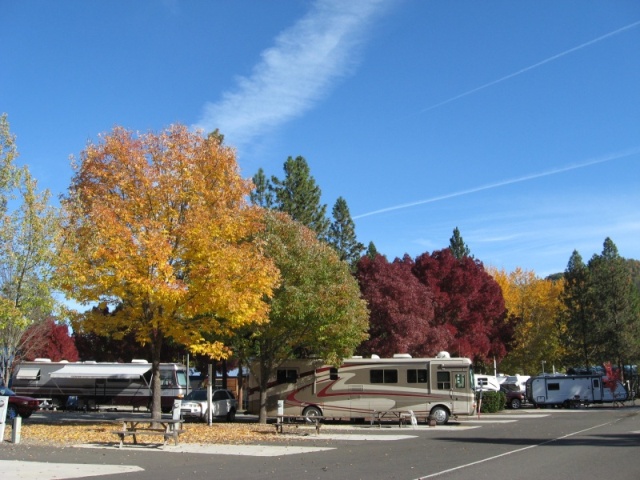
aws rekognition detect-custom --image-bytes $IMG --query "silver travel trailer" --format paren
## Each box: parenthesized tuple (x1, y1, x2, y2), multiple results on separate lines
(526, 374, 627, 408)
(248, 352, 476, 425)
(11, 359, 188, 411)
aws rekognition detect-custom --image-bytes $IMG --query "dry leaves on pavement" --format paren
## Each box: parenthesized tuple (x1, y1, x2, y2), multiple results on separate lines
(2, 422, 289, 447)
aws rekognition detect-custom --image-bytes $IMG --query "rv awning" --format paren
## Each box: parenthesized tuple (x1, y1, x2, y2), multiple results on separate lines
(49, 364, 152, 379)
(16, 367, 41, 380)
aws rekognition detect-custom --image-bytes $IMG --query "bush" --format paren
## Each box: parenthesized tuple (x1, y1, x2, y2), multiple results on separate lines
(478, 390, 505, 413)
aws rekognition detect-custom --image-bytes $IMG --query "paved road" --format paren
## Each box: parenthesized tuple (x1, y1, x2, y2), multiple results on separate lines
(1, 406, 639, 480)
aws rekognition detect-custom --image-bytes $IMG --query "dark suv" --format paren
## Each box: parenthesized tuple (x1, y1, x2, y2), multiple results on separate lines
(500, 383, 525, 409)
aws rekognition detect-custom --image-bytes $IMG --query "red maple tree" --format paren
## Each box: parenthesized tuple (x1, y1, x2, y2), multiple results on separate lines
(21, 317, 79, 362)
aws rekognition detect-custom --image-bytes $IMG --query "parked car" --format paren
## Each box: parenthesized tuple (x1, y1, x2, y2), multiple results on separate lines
(180, 388, 237, 422)
(0, 386, 41, 419)
(500, 383, 525, 409)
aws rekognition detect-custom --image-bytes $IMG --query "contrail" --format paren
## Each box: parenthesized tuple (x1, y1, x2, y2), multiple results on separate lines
(420, 19, 640, 113)
(353, 148, 640, 220)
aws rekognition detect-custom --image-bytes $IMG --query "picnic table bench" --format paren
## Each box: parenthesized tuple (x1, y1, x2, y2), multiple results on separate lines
(112, 417, 184, 448)
(270, 415, 323, 435)
(370, 410, 417, 428)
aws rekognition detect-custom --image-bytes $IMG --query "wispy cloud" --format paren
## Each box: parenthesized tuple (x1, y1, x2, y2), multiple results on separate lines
(420, 19, 640, 113)
(354, 147, 640, 219)
(194, 0, 390, 147)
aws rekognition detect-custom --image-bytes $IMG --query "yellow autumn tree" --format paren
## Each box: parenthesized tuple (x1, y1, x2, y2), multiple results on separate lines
(58, 125, 279, 417)
(489, 267, 566, 376)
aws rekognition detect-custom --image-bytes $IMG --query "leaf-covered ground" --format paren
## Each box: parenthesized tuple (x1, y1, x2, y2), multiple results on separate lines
(2, 422, 289, 447)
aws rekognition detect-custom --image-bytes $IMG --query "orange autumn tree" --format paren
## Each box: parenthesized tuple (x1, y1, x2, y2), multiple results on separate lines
(59, 125, 279, 418)
(490, 267, 566, 376)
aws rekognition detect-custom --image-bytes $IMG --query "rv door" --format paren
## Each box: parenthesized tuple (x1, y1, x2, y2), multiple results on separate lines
(591, 377, 603, 401)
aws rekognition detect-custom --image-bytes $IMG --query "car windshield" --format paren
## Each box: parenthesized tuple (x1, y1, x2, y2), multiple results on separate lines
(0, 386, 16, 396)
(185, 390, 207, 401)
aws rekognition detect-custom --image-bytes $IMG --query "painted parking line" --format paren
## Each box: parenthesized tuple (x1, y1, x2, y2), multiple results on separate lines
(0, 460, 143, 480)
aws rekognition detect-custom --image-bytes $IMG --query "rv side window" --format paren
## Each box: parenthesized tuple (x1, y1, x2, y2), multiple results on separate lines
(407, 369, 428, 383)
(593, 379, 600, 388)
(370, 369, 398, 384)
(455, 373, 466, 388)
(277, 369, 298, 384)
(330, 368, 339, 381)
(437, 371, 451, 389)
(548, 383, 560, 391)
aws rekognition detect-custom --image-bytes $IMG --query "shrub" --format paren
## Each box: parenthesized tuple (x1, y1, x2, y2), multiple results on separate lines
(478, 390, 505, 413)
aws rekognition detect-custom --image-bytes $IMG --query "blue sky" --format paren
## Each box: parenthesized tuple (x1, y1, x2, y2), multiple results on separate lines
(1, 0, 639, 277)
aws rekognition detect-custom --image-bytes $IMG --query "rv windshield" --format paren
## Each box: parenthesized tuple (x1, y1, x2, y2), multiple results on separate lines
(470, 367, 475, 391)
(176, 370, 187, 387)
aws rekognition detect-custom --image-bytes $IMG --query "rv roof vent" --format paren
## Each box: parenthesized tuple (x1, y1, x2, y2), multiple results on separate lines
(371, 354, 380, 359)
(350, 356, 363, 359)
(34, 358, 52, 362)
(83, 361, 97, 364)
(436, 351, 451, 359)
(131, 359, 149, 364)
(393, 353, 412, 358)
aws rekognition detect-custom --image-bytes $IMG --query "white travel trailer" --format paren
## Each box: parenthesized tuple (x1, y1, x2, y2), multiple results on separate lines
(526, 374, 627, 408)
(474, 374, 501, 392)
(248, 352, 476, 425)
(11, 359, 188, 412)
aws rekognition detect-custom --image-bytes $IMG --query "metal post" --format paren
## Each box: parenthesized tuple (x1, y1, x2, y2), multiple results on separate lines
(11, 416, 21, 443)
(207, 364, 213, 426)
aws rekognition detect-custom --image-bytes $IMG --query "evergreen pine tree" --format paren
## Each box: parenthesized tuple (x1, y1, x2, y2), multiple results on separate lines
(270, 156, 329, 239)
(365, 241, 380, 260)
(449, 227, 471, 259)
(250, 168, 275, 208)
(562, 250, 593, 368)
(587, 238, 640, 373)
(328, 196, 364, 266)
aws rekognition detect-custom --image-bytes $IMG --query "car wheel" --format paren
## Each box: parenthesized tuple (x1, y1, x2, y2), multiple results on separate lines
(429, 406, 449, 425)
(226, 409, 236, 422)
(302, 406, 322, 421)
(510, 398, 521, 409)
(7, 405, 18, 420)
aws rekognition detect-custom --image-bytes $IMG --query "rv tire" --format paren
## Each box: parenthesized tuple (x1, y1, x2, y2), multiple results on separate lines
(429, 406, 449, 425)
(302, 406, 322, 420)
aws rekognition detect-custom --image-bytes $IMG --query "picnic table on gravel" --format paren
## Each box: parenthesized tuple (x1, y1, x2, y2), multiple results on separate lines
(112, 417, 184, 448)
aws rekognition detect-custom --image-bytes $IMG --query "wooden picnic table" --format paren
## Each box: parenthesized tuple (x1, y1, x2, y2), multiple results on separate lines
(112, 417, 184, 448)
(270, 415, 323, 435)
(370, 410, 416, 427)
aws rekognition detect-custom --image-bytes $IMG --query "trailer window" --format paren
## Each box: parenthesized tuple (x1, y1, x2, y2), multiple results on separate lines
(548, 383, 560, 391)
(407, 369, 428, 383)
(370, 369, 398, 384)
(277, 369, 298, 384)
(437, 371, 451, 389)
(330, 368, 339, 381)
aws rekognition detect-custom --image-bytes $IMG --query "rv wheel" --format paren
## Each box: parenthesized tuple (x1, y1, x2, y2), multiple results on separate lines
(510, 398, 521, 409)
(429, 406, 449, 425)
(302, 406, 322, 420)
